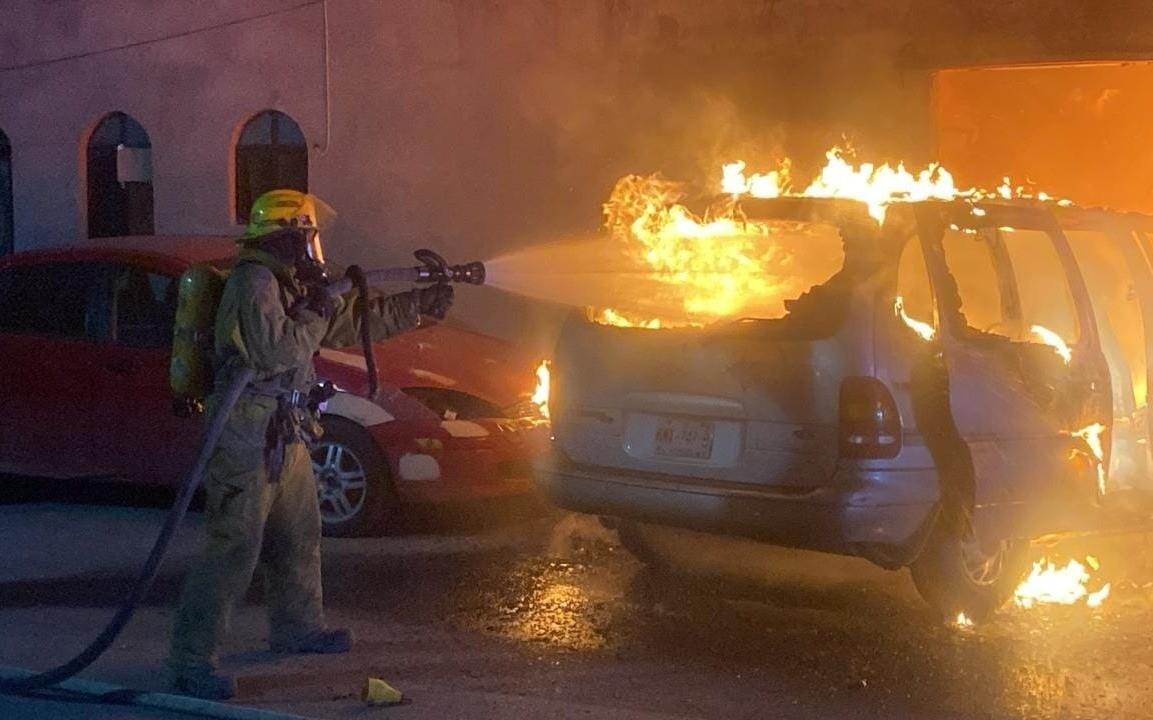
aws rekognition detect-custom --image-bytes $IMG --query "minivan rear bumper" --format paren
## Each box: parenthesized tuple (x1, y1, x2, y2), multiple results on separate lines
(536, 453, 939, 566)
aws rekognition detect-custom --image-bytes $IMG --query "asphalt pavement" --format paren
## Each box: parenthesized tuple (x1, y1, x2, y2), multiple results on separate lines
(2, 479, 1153, 719)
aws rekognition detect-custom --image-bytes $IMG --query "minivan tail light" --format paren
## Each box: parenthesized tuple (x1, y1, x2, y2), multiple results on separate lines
(838, 377, 902, 459)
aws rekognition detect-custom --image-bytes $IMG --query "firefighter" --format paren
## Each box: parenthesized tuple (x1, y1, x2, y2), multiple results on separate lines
(168, 189, 453, 699)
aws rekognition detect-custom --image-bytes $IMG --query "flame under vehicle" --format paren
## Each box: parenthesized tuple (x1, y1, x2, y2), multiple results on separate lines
(538, 194, 1153, 620)
(0, 236, 549, 537)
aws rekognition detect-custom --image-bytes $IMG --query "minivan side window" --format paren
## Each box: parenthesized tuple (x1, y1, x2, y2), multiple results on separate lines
(1066, 229, 1147, 411)
(941, 227, 1080, 349)
(111, 264, 176, 348)
(0, 263, 105, 339)
(897, 237, 935, 330)
(940, 229, 1011, 339)
(1001, 229, 1079, 347)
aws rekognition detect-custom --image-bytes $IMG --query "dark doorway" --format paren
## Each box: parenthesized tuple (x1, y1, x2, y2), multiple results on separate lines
(87, 112, 154, 238)
(234, 110, 308, 224)
(0, 129, 12, 255)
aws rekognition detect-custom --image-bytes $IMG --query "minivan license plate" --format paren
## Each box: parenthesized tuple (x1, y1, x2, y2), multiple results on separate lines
(654, 418, 715, 460)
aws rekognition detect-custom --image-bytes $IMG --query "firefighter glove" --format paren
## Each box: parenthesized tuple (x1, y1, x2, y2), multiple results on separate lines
(305, 284, 336, 318)
(416, 283, 454, 319)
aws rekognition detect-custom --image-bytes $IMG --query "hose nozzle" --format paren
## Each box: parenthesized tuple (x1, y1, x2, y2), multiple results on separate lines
(414, 249, 486, 285)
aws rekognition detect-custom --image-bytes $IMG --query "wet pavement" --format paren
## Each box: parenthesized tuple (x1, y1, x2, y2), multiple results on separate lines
(323, 514, 1153, 720)
(2, 480, 1153, 719)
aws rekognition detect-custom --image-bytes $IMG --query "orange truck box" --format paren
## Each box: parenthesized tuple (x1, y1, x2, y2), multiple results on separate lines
(933, 60, 1153, 214)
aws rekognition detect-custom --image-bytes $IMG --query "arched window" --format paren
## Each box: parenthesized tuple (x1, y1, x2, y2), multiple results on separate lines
(234, 110, 308, 224)
(87, 112, 154, 238)
(0, 129, 12, 255)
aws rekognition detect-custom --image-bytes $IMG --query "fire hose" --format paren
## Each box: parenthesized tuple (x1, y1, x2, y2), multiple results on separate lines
(0, 249, 485, 706)
(340, 250, 485, 400)
(0, 365, 256, 700)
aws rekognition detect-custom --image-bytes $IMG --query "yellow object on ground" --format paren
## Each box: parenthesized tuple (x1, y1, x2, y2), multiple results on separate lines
(362, 677, 404, 706)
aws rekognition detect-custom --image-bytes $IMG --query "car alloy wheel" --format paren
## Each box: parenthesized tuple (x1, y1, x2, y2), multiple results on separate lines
(910, 508, 1031, 621)
(311, 441, 369, 524)
(959, 524, 1009, 587)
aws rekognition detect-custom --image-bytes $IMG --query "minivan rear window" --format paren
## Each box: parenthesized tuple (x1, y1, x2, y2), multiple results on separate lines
(727, 220, 847, 322)
(602, 219, 848, 329)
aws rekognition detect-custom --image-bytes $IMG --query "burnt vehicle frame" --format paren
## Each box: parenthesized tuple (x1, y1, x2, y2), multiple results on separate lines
(539, 195, 1153, 619)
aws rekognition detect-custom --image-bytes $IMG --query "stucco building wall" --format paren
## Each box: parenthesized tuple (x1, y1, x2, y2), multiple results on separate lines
(2, 0, 1152, 342)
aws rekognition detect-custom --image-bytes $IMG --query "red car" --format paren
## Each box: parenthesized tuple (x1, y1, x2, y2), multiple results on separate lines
(0, 236, 549, 536)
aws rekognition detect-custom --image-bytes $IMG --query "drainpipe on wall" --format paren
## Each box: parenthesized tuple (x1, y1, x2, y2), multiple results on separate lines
(315, 0, 332, 156)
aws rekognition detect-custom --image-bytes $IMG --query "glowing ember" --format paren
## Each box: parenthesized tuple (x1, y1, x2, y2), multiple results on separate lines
(1030, 324, 1073, 363)
(952, 612, 975, 628)
(894, 296, 936, 341)
(1013, 556, 1111, 609)
(1072, 422, 1108, 494)
(531, 360, 550, 419)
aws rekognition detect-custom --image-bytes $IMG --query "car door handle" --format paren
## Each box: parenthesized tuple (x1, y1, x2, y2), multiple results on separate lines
(106, 358, 141, 375)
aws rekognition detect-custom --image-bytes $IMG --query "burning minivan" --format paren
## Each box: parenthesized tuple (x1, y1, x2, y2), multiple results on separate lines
(535, 158, 1153, 620)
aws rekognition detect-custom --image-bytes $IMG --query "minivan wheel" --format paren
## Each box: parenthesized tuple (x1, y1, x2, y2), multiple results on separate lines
(910, 511, 1030, 622)
(311, 416, 399, 537)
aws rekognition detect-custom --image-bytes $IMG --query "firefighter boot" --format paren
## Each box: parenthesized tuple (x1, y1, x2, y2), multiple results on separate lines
(171, 668, 237, 701)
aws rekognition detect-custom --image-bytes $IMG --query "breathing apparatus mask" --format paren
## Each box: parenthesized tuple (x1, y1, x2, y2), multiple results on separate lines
(253, 226, 328, 285)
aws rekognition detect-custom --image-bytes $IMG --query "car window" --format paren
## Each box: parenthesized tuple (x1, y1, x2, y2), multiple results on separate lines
(1066, 229, 1147, 410)
(0, 262, 106, 339)
(940, 228, 1010, 338)
(111, 264, 176, 348)
(1000, 228, 1079, 347)
(896, 236, 935, 331)
(940, 227, 1080, 348)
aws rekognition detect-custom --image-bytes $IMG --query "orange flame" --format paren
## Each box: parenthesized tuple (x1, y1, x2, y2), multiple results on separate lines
(531, 360, 550, 419)
(594, 147, 1070, 328)
(1031, 324, 1073, 364)
(600, 173, 802, 325)
(595, 308, 662, 329)
(1013, 556, 1111, 609)
(724, 146, 1069, 221)
(894, 296, 936, 341)
(1072, 422, 1107, 494)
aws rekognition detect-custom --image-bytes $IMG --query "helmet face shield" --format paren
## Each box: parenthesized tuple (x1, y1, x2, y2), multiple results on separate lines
(309, 194, 337, 234)
(303, 228, 325, 266)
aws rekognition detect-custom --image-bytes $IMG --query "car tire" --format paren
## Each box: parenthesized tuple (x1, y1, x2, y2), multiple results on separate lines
(910, 510, 1031, 622)
(311, 416, 398, 537)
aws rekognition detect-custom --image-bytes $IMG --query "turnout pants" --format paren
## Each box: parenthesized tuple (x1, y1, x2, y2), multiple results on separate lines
(168, 440, 324, 672)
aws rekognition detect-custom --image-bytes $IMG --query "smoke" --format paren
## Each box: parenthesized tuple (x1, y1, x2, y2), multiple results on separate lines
(514, 61, 792, 206)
